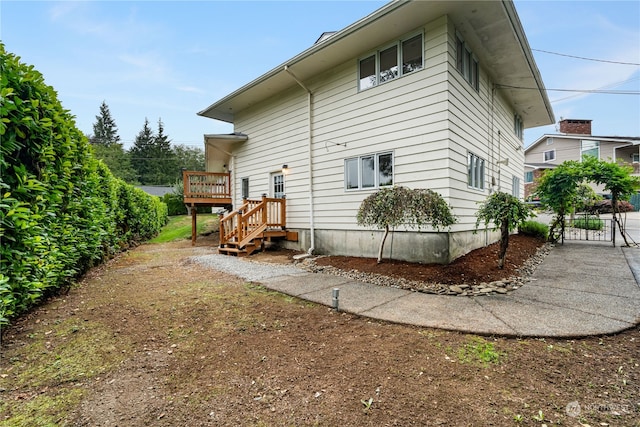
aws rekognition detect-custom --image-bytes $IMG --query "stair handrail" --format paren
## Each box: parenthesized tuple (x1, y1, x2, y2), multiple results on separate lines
(219, 196, 286, 248)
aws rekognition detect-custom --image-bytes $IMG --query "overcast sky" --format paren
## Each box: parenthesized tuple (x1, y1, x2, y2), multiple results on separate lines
(2, 1, 639, 149)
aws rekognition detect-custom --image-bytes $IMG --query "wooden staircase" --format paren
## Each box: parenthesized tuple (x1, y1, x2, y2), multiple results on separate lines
(218, 195, 296, 256)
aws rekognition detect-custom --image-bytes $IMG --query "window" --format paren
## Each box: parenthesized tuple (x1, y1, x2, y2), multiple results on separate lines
(467, 152, 485, 190)
(512, 176, 520, 198)
(514, 114, 524, 140)
(379, 45, 398, 83)
(345, 152, 393, 190)
(543, 149, 556, 162)
(633, 153, 640, 163)
(456, 34, 479, 90)
(272, 173, 285, 198)
(581, 140, 600, 160)
(524, 171, 534, 183)
(241, 177, 249, 199)
(358, 33, 423, 90)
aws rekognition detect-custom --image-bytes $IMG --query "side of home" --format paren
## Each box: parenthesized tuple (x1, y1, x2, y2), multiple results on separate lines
(196, 1, 554, 263)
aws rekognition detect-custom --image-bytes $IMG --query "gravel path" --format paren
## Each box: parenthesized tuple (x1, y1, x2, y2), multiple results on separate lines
(189, 254, 306, 282)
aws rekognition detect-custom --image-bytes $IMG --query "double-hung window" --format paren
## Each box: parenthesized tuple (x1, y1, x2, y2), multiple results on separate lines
(456, 34, 479, 91)
(543, 149, 556, 162)
(512, 176, 521, 198)
(358, 33, 423, 90)
(524, 171, 534, 183)
(514, 114, 524, 140)
(345, 152, 393, 190)
(467, 152, 485, 190)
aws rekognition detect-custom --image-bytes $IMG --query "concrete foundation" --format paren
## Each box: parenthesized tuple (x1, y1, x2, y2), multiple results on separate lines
(281, 228, 501, 264)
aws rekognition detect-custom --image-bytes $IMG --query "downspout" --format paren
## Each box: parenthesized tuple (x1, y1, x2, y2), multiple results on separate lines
(284, 65, 316, 254)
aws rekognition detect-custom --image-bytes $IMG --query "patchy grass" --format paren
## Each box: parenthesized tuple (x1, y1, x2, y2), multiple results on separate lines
(457, 336, 505, 366)
(0, 318, 131, 426)
(149, 213, 219, 243)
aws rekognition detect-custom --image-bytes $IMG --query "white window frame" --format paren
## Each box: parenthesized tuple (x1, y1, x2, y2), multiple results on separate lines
(467, 152, 485, 191)
(543, 149, 556, 163)
(345, 152, 394, 191)
(456, 32, 479, 91)
(358, 32, 423, 91)
(514, 114, 524, 140)
(632, 153, 640, 163)
(512, 176, 520, 198)
(524, 171, 534, 183)
(241, 177, 249, 199)
(271, 172, 285, 198)
(581, 140, 600, 160)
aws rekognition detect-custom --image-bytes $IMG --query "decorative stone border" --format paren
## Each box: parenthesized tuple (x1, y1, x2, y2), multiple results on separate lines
(296, 243, 554, 297)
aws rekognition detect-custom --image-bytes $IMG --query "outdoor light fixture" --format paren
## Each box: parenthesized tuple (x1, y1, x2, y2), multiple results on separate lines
(282, 164, 289, 174)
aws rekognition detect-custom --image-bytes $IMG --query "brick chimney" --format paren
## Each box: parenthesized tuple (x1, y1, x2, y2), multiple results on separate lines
(559, 119, 592, 135)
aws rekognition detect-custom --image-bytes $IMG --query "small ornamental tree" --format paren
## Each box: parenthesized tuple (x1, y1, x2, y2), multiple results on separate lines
(356, 186, 456, 263)
(534, 160, 583, 242)
(475, 192, 532, 269)
(581, 156, 640, 246)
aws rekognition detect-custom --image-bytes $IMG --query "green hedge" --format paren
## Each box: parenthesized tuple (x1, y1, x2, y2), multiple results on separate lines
(0, 45, 167, 325)
(518, 220, 549, 240)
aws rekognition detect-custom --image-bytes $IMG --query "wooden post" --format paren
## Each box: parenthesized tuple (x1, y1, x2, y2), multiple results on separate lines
(261, 194, 268, 226)
(281, 195, 286, 229)
(191, 205, 197, 246)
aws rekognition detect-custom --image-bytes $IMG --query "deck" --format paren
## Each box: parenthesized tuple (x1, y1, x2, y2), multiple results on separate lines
(183, 170, 232, 208)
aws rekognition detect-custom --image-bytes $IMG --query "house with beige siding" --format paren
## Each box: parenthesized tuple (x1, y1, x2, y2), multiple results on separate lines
(188, 0, 554, 263)
(524, 119, 640, 199)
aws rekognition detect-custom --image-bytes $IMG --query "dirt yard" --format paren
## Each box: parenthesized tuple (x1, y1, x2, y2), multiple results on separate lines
(1, 234, 638, 426)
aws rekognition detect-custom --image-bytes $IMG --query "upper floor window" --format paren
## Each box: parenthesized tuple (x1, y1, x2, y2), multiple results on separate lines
(345, 152, 393, 190)
(358, 33, 423, 91)
(456, 33, 479, 91)
(514, 114, 524, 140)
(543, 149, 556, 162)
(581, 140, 600, 160)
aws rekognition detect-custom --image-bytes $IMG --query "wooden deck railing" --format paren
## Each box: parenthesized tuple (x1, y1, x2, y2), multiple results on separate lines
(219, 196, 286, 247)
(183, 171, 231, 206)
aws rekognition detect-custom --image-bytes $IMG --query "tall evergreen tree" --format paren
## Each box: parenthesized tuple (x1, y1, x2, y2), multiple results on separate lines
(150, 119, 177, 184)
(89, 102, 137, 183)
(90, 101, 120, 146)
(129, 118, 156, 185)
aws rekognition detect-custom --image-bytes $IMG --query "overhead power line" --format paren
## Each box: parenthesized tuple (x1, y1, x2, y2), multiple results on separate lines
(532, 48, 640, 66)
(495, 84, 640, 95)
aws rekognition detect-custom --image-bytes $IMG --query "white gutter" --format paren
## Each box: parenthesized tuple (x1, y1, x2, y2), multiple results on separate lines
(284, 65, 316, 255)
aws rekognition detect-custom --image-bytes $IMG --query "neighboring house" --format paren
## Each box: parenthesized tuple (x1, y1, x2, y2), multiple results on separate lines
(524, 119, 640, 199)
(137, 185, 174, 198)
(192, 0, 554, 263)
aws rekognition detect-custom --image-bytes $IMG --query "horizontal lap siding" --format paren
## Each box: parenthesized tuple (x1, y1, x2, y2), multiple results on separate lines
(445, 18, 524, 231)
(234, 87, 310, 228)
(310, 16, 451, 231)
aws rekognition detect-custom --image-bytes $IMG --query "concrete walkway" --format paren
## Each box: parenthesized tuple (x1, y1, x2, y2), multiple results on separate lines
(259, 242, 640, 338)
